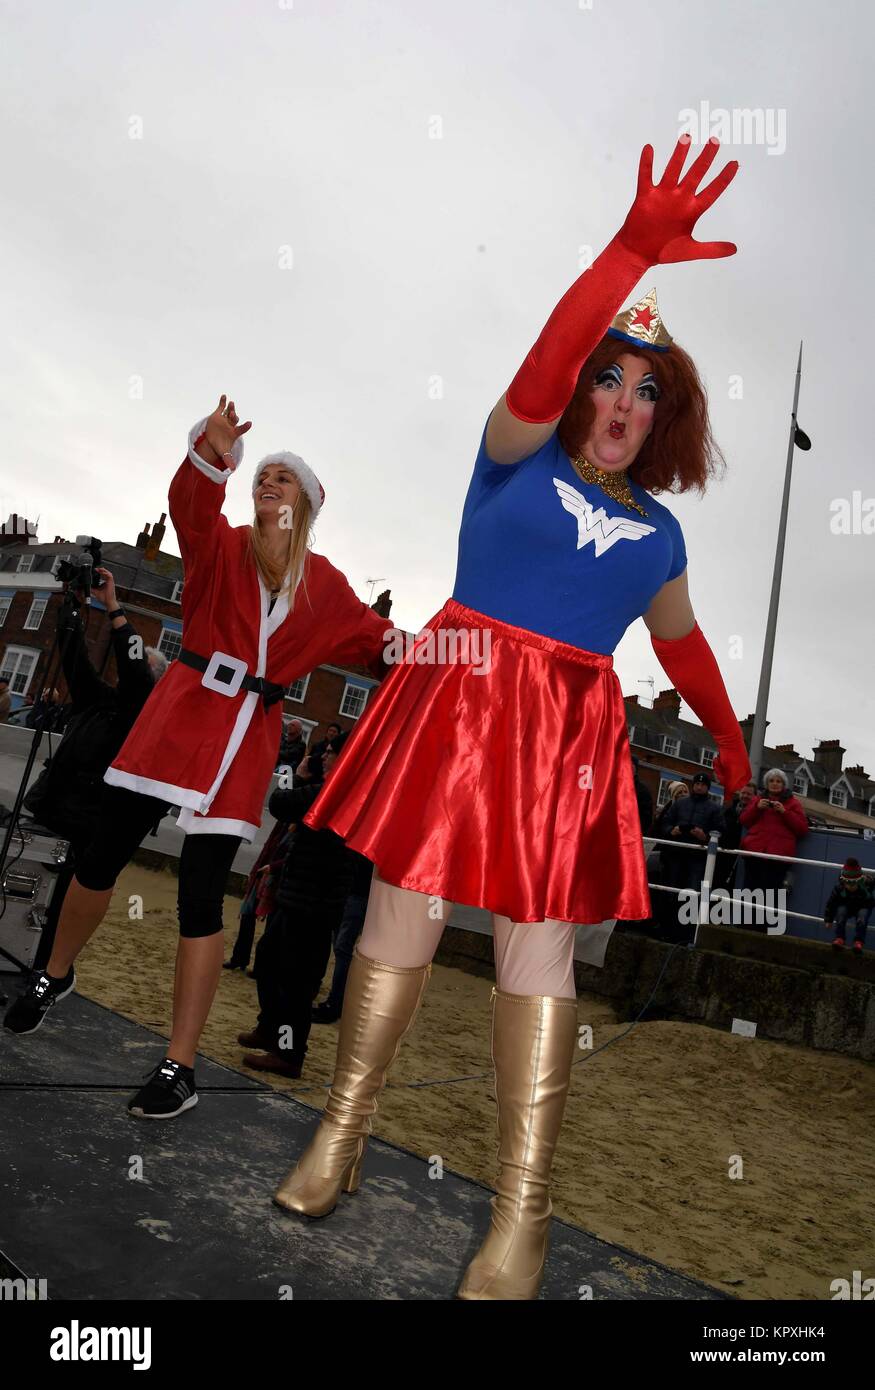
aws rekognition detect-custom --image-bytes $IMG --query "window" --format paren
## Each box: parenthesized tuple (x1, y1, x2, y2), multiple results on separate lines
(701, 748, 715, 768)
(663, 736, 680, 757)
(628, 725, 636, 744)
(171, 580, 184, 603)
(793, 774, 808, 796)
(829, 786, 847, 809)
(158, 627, 182, 663)
(24, 593, 50, 631)
(0, 592, 12, 626)
(656, 779, 674, 808)
(286, 673, 310, 703)
(0, 646, 39, 696)
(16, 554, 34, 574)
(339, 681, 370, 719)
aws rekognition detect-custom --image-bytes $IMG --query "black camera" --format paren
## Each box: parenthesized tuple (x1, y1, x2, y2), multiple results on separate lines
(55, 537, 104, 596)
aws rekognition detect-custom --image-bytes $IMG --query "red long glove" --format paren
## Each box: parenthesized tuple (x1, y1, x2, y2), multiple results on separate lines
(650, 623, 752, 800)
(505, 135, 739, 424)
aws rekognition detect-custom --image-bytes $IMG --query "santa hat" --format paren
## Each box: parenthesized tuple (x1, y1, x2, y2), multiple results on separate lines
(253, 452, 325, 519)
(841, 858, 863, 881)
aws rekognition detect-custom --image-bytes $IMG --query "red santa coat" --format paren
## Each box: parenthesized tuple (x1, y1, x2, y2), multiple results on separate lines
(104, 436, 389, 840)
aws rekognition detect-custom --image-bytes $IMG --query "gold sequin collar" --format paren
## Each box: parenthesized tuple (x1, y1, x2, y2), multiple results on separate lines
(570, 454, 649, 517)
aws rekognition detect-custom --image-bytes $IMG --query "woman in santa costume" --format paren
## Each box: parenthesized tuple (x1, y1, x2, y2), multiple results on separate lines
(4, 398, 388, 1118)
(273, 133, 753, 1300)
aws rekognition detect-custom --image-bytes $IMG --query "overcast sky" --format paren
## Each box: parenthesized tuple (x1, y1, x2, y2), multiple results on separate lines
(1, 0, 871, 769)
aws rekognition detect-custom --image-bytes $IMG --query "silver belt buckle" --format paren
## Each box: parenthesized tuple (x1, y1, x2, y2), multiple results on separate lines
(201, 650, 247, 697)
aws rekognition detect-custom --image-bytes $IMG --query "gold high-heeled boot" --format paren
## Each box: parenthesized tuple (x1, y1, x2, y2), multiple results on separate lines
(457, 987, 578, 1300)
(273, 947, 431, 1218)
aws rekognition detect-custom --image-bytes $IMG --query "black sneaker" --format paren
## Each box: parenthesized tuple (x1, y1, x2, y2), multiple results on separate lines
(3, 968, 76, 1035)
(128, 1058, 198, 1120)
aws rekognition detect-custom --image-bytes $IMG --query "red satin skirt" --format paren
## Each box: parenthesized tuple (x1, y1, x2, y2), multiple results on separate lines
(303, 598, 650, 924)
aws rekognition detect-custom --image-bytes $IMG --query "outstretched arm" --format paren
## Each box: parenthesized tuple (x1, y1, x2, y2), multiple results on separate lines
(643, 569, 752, 799)
(58, 603, 104, 710)
(486, 135, 739, 466)
(169, 395, 252, 564)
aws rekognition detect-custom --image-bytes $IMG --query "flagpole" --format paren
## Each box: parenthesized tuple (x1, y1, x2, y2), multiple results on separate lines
(747, 341, 805, 786)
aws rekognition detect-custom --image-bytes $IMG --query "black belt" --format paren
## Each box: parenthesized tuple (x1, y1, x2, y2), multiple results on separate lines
(178, 648, 286, 709)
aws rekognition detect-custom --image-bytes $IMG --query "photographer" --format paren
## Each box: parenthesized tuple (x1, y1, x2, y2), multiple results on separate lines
(738, 768, 808, 929)
(21, 567, 167, 967)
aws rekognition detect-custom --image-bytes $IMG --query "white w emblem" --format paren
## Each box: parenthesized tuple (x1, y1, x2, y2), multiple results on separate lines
(553, 478, 656, 557)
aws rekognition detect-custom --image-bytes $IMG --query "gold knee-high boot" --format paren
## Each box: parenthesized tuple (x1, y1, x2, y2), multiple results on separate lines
(457, 987, 578, 1300)
(273, 947, 431, 1218)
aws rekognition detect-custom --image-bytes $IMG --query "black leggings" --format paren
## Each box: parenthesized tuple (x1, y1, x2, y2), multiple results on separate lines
(75, 784, 242, 939)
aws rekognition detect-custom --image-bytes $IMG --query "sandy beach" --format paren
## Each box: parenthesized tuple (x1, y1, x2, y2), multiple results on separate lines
(69, 861, 875, 1302)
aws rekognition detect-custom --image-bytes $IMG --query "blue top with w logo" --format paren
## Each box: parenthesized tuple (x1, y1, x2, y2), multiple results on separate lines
(451, 420, 687, 655)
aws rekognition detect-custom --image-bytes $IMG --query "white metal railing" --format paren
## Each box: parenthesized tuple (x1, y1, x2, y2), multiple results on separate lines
(643, 832, 872, 939)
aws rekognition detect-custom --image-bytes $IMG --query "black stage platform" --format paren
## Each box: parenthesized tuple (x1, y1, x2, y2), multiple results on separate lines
(0, 991, 725, 1301)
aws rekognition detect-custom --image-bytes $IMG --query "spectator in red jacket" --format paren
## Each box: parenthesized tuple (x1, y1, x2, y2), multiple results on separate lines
(738, 768, 809, 930)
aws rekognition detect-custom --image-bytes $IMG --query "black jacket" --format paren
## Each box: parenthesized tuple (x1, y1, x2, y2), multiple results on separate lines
(26, 698, 70, 732)
(268, 782, 353, 913)
(633, 776, 653, 835)
(719, 798, 747, 852)
(660, 790, 725, 841)
(24, 605, 157, 843)
(824, 877, 874, 923)
(277, 734, 306, 772)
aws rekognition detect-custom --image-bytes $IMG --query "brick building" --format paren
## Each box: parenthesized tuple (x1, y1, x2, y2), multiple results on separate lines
(626, 689, 875, 833)
(0, 511, 393, 749)
(4, 512, 871, 830)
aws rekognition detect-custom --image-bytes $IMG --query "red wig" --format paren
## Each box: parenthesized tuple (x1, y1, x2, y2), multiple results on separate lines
(556, 335, 726, 496)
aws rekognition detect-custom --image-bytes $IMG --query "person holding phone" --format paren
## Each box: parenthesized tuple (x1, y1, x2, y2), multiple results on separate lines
(738, 768, 809, 924)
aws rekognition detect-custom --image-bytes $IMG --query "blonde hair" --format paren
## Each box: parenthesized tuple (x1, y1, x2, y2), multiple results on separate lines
(246, 490, 314, 610)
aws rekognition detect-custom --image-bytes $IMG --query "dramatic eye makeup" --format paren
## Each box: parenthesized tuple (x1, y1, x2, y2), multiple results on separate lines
(594, 364, 624, 390)
(636, 372, 660, 402)
(593, 363, 661, 401)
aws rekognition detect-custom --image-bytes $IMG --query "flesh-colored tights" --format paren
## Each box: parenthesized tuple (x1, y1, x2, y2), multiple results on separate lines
(358, 871, 577, 999)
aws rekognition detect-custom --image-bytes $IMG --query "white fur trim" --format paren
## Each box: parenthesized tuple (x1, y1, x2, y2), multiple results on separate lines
(253, 451, 324, 518)
(104, 766, 206, 809)
(106, 567, 280, 831)
(176, 810, 258, 842)
(188, 417, 244, 482)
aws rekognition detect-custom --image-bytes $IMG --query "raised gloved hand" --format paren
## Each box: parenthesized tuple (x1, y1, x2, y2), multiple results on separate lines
(616, 135, 739, 266)
(505, 135, 740, 424)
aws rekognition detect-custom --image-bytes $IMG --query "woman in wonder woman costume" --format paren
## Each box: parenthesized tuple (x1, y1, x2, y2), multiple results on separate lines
(274, 133, 753, 1299)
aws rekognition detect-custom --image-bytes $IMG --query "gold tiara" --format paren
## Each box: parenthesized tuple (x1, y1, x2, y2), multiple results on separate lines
(607, 287, 672, 352)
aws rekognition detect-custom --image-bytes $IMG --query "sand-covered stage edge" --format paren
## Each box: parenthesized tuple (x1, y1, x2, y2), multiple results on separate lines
(68, 862, 875, 1301)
